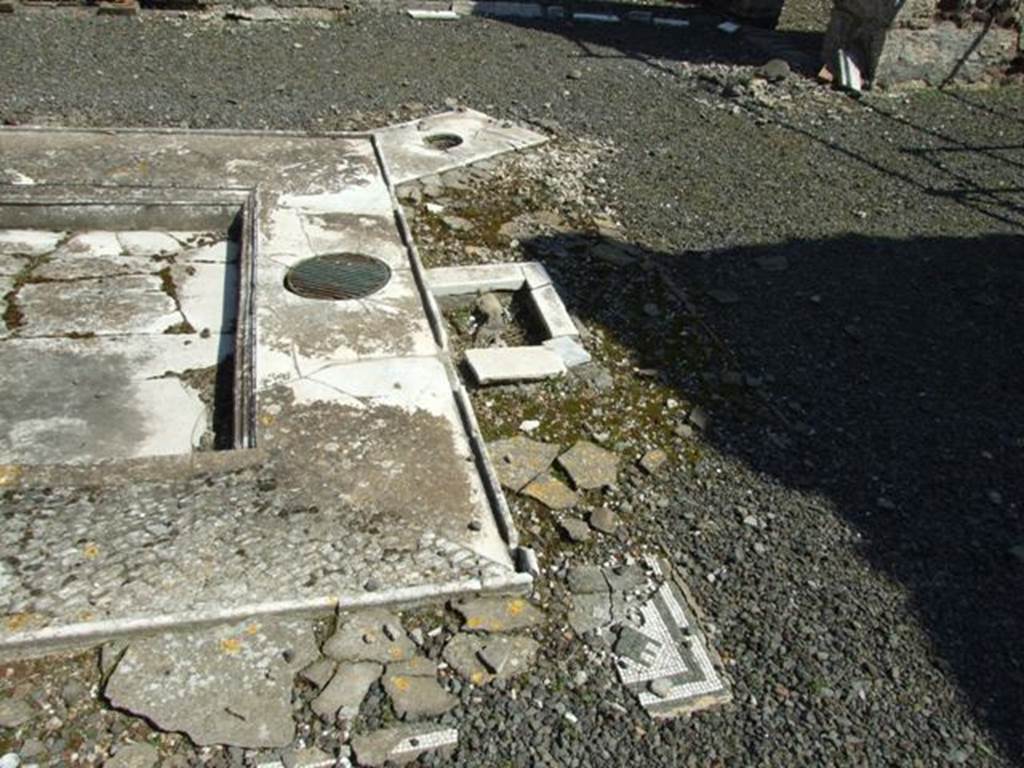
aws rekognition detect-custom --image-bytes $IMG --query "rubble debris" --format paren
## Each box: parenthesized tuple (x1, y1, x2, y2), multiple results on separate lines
(0, 698, 34, 728)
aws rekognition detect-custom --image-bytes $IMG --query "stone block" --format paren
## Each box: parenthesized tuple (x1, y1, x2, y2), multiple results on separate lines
(466, 346, 566, 384)
(529, 284, 579, 338)
(424, 263, 525, 296)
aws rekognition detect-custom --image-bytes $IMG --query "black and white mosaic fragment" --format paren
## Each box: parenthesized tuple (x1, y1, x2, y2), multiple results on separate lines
(570, 555, 731, 718)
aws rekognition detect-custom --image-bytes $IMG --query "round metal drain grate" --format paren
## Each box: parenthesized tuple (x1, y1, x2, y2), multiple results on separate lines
(424, 133, 464, 151)
(284, 253, 392, 300)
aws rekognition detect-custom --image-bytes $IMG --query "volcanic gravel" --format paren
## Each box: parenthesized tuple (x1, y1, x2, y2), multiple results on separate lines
(1, 6, 1023, 767)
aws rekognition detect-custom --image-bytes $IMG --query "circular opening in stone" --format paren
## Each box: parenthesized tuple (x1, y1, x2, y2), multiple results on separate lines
(284, 253, 392, 301)
(424, 133, 464, 151)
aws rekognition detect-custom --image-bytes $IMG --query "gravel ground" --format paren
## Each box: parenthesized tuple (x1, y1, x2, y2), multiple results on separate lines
(1, 6, 1023, 767)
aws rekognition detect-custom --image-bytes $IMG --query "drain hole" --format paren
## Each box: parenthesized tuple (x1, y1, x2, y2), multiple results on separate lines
(284, 253, 391, 300)
(424, 133, 464, 151)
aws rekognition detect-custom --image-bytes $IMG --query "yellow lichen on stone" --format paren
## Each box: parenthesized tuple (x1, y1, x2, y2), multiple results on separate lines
(220, 637, 242, 654)
(506, 598, 527, 616)
(388, 645, 403, 659)
(391, 675, 410, 692)
(245, 623, 260, 636)
(0, 465, 22, 487)
(83, 543, 100, 559)
(470, 671, 486, 685)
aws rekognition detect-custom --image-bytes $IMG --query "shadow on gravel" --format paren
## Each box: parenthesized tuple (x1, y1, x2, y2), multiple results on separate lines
(479, 8, 824, 77)
(523, 229, 1023, 761)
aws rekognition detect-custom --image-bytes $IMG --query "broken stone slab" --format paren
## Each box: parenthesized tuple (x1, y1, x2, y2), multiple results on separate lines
(639, 448, 669, 475)
(451, 596, 545, 633)
(299, 658, 336, 690)
(568, 591, 613, 635)
(104, 742, 159, 768)
(105, 619, 318, 748)
(542, 336, 591, 368)
(350, 725, 458, 767)
(322, 609, 416, 665)
(486, 435, 560, 492)
(442, 633, 539, 686)
(588, 507, 619, 534)
(383, 670, 456, 720)
(466, 346, 566, 385)
(530, 284, 579, 339)
(559, 516, 592, 543)
(424, 264, 525, 297)
(566, 565, 609, 594)
(557, 441, 619, 490)
(312, 662, 383, 722)
(522, 473, 578, 510)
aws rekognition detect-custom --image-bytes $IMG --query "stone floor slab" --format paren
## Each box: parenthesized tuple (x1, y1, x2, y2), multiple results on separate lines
(375, 109, 547, 185)
(105, 618, 318, 748)
(466, 346, 566, 384)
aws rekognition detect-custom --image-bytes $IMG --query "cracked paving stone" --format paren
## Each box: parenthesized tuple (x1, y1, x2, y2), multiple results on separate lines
(441, 633, 539, 686)
(451, 596, 545, 633)
(383, 671, 456, 720)
(104, 619, 318, 748)
(566, 565, 610, 594)
(105, 742, 159, 768)
(486, 436, 561, 492)
(557, 441, 620, 490)
(312, 661, 382, 722)
(299, 658, 336, 691)
(521, 473, 578, 510)
(350, 724, 457, 767)
(322, 609, 415, 664)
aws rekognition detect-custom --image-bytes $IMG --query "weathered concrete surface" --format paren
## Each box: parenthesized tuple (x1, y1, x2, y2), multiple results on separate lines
(105, 619, 318, 747)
